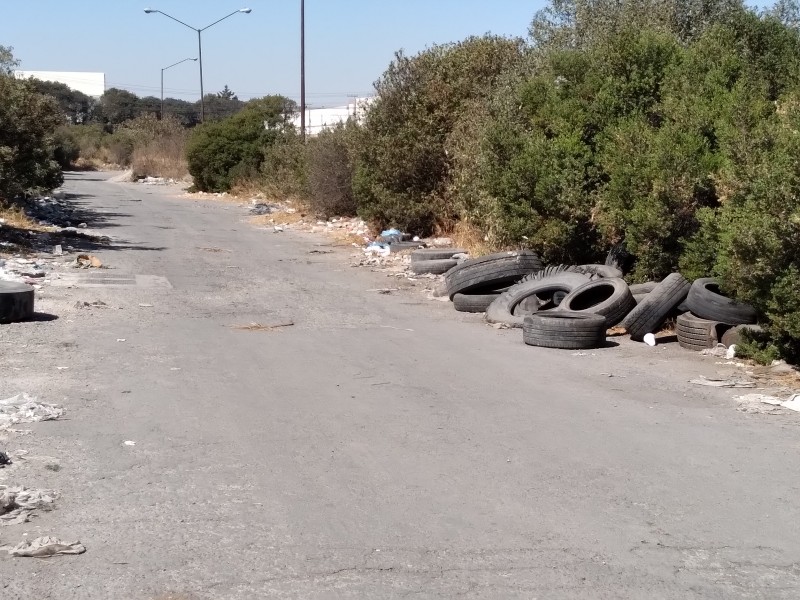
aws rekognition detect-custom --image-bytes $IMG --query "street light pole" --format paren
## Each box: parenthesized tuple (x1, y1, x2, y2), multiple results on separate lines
(161, 57, 197, 120)
(300, 0, 306, 141)
(144, 7, 252, 123)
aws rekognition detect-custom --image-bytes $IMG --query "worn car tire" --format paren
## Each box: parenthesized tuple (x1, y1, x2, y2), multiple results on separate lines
(622, 273, 691, 341)
(573, 264, 623, 279)
(685, 278, 758, 325)
(629, 281, 658, 295)
(632, 293, 648, 305)
(453, 292, 501, 313)
(411, 258, 458, 275)
(522, 312, 608, 349)
(0, 281, 35, 324)
(676, 312, 730, 350)
(605, 242, 634, 274)
(445, 250, 543, 299)
(720, 324, 764, 347)
(558, 277, 635, 326)
(485, 272, 590, 327)
(410, 248, 466, 263)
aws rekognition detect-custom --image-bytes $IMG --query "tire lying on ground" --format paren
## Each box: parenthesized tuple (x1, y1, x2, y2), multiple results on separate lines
(720, 324, 764, 348)
(629, 281, 658, 295)
(522, 312, 608, 350)
(573, 264, 623, 279)
(410, 248, 467, 263)
(684, 278, 758, 325)
(621, 272, 691, 341)
(676, 312, 731, 351)
(485, 272, 590, 327)
(557, 277, 635, 326)
(453, 291, 503, 313)
(0, 281, 35, 324)
(411, 258, 458, 275)
(445, 250, 543, 299)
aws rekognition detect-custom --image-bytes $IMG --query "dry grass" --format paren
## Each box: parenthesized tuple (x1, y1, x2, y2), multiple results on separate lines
(0, 204, 49, 232)
(450, 221, 496, 257)
(130, 135, 190, 181)
(249, 209, 307, 227)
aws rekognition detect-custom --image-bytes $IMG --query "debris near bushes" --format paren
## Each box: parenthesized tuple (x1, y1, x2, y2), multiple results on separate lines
(0, 394, 65, 431)
(0, 485, 58, 525)
(135, 176, 177, 186)
(3, 536, 85, 557)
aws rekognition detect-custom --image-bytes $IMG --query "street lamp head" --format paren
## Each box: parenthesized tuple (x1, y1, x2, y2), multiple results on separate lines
(144, 8, 155, 13)
(239, 8, 252, 13)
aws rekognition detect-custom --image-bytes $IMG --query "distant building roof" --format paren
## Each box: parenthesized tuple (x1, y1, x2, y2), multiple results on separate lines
(13, 71, 105, 98)
(292, 96, 375, 136)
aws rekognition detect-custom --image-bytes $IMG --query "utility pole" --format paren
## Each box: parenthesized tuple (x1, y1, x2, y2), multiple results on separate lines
(300, 0, 306, 141)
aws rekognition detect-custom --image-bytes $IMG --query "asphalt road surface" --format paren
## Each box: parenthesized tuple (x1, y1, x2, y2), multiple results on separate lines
(1, 172, 799, 599)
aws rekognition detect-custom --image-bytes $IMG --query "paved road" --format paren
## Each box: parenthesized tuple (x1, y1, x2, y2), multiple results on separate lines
(1, 171, 799, 599)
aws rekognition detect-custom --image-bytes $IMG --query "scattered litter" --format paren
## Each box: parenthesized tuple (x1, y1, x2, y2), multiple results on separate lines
(0, 451, 11, 467)
(138, 303, 153, 308)
(726, 345, 737, 359)
(123, 440, 136, 446)
(308, 249, 332, 254)
(380, 325, 415, 332)
(75, 300, 107, 309)
(689, 376, 756, 388)
(56, 366, 69, 370)
(273, 226, 284, 233)
(116, 338, 126, 342)
(700, 344, 728, 357)
(75, 254, 102, 269)
(491, 323, 510, 330)
(197, 247, 231, 253)
(53, 245, 63, 256)
(230, 321, 295, 332)
(0, 486, 58, 525)
(0, 394, 65, 431)
(782, 394, 800, 412)
(5, 536, 85, 557)
(170, 367, 181, 371)
(367, 288, 399, 294)
(643, 333, 657, 346)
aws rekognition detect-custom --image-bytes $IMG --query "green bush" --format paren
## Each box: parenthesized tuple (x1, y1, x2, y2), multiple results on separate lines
(260, 131, 308, 200)
(186, 96, 293, 192)
(52, 126, 80, 169)
(307, 123, 358, 218)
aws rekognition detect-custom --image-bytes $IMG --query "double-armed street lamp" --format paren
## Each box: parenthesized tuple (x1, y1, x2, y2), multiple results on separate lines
(144, 7, 252, 123)
(160, 57, 196, 120)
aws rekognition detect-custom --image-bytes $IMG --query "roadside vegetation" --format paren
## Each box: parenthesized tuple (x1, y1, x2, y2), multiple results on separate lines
(2, 0, 800, 363)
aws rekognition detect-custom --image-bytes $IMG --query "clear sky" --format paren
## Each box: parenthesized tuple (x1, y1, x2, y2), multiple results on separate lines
(2, 0, 548, 107)
(3, 1, 772, 108)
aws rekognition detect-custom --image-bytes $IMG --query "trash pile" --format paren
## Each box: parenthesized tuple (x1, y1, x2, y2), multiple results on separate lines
(410, 248, 766, 354)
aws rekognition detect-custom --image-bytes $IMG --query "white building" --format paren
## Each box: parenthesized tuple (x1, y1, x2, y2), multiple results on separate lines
(14, 71, 105, 98)
(292, 96, 375, 136)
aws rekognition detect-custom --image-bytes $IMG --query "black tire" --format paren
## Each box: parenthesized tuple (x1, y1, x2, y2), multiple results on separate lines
(0, 281, 35, 324)
(485, 272, 590, 327)
(685, 278, 758, 325)
(522, 312, 607, 349)
(676, 312, 728, 350)
(622, 273, 690, 341)
(629, 281, 658, 295)
(557, 277, 635, 326)
(453, 292, 501, 313)
(605, 242, 634, 274)
(410, 248, 466, 263)
(573, 264, 623, 279)
(720, 324, 764, 347)
(411, 259, 458, 275)
(632, 293, 648, 305)
(445, 250, 543, 299)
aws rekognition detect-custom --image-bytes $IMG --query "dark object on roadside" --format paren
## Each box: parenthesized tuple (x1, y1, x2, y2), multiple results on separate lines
(249, 203, 275, 215)
(523, 311, 608, 349)
(605, 242, 635, 274)
(558, 277, 635, 327)
(485, 272, 590, 327)
(622, 273, 691, 341)
(0, 451, 11, 467)
(453, 291, 502, 313)
(685, 278, 758, 325)
(411, 258, 458, 275)
(0, 281, 35, 324)
(676, 312, 732, 351)
(445, 250, 543, 299)
(410, 248, 466, 262)
(721, 324, 764, 348)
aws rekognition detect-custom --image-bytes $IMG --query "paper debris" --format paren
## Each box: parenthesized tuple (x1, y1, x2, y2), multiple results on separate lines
(5, 536, 85, 557)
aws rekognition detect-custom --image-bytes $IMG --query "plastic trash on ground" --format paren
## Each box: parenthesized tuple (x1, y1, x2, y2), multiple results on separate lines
(0, 394, 66, 431)
(4, 536, 85, 557)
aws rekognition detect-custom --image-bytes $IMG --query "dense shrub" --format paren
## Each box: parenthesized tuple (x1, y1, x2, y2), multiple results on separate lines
(52, 126, 80, 169)
(259, 132, 308, 200)
(306, 123, 358, 218)
(186, 96, 293, 192)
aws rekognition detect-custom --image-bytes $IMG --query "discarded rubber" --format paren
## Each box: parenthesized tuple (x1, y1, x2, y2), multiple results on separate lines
(522, 312, 608, 349)
(485, 272, 590, 328)
(684, 278, 758, 325)
(720, 324, 764, 348)
(0, 282, 35, 324)
(445, 251, 543, 299)
(453, 292, 501, 313)
(629, 281, 658, 295)
(622, 273, 690, 341)
(573, 264, 623, 279)
(676, 312, 730, 350)
(410, 248, 467, 263)
(410, 258, 458, 275)
(558, 277, 635, 326)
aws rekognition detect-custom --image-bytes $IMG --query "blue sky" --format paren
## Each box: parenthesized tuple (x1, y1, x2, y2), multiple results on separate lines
(3, 1, 772, 107)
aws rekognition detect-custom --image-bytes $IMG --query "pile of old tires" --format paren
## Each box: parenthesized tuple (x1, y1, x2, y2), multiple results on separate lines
(412, 247, 760, 352)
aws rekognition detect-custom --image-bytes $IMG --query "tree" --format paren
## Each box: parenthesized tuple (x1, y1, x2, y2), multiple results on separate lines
(217, 85, 238, 100)
(0, 45, 18, 75)
(28, 79, 93, 124)
(96, 88, 140, 127)
(199, 86, 244, 121)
